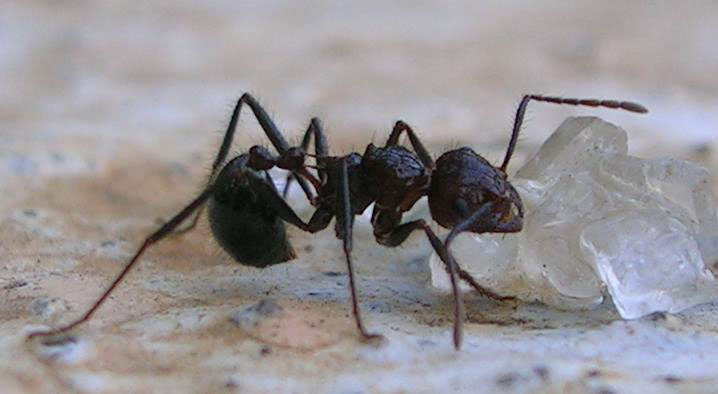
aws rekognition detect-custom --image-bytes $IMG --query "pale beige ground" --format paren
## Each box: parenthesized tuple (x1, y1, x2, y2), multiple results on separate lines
(2, 2, 718, 393)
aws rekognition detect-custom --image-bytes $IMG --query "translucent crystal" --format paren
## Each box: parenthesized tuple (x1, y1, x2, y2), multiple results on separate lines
(580, 209, 715, 318)
(430, 117, 718, 318)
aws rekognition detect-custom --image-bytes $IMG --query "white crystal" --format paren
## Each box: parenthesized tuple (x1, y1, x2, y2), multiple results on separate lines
(430, 117, 718, 318)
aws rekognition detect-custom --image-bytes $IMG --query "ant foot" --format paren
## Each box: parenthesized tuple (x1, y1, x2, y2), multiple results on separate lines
(482, 291, 516, 302)
(26, 329, 63, 342)
(36, 333, 78, 347)
(359, 332, 386, 346)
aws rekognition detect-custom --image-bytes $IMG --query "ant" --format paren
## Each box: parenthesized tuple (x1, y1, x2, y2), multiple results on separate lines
(28, 93, 647, 350)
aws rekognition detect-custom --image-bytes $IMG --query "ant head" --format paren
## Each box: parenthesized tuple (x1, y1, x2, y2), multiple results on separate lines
(361, 144, 430, 212)
(429, 147, 523, 232)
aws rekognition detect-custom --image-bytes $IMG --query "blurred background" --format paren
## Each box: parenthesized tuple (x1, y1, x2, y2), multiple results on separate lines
(2, 2, 718, 392)
(3, 1, 717, 185)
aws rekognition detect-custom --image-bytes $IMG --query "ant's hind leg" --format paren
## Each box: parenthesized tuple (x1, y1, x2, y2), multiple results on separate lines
(176, 93, 322, 235)
(282, 117, 329, 202)
(178, 94, 280, 233)
(28, 185, 216, 340)
(171, 205, 205, 235)
(251, 171, 333, 234)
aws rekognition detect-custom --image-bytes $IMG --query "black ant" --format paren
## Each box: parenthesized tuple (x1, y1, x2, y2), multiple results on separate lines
(28, 93, 647, 349)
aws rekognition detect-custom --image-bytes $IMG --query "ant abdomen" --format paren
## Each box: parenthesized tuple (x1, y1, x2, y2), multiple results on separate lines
(428, 147, 523, 233)
(208, 155, 296, 267)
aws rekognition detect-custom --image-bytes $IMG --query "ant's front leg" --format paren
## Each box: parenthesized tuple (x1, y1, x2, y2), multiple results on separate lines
(443, 200, 516, 302)
(372, 213, 464, 350)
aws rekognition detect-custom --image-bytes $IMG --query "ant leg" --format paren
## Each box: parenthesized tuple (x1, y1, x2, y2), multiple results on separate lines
(256, 162, 379, 342)
(177, 93, 321, 234)
(444, 200, 515, 302)
(172, 205, 204, 235)
(282, 117, 329, 201)
(28, 185, 216, 340)
(336, 159, 383, 342)
(284, 173, 315, 203)
(250, 172, 333, 233)
(375, 219, 464, 349)
(213, 93, 291, 171)
(385, 120, 435, 169)
(501, 95, 648, 172)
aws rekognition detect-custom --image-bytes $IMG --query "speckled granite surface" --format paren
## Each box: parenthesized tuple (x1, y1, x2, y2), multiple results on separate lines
(2, 2, 718, 393)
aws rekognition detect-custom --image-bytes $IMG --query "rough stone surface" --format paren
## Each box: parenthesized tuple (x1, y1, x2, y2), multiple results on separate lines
(431, 117, 718, 318)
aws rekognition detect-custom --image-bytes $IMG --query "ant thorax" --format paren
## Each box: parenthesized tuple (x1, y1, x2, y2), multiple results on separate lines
(361, 143, 430, 211)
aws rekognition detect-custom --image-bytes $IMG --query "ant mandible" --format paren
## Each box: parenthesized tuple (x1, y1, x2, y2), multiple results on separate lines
(28, 93, 647, 349)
